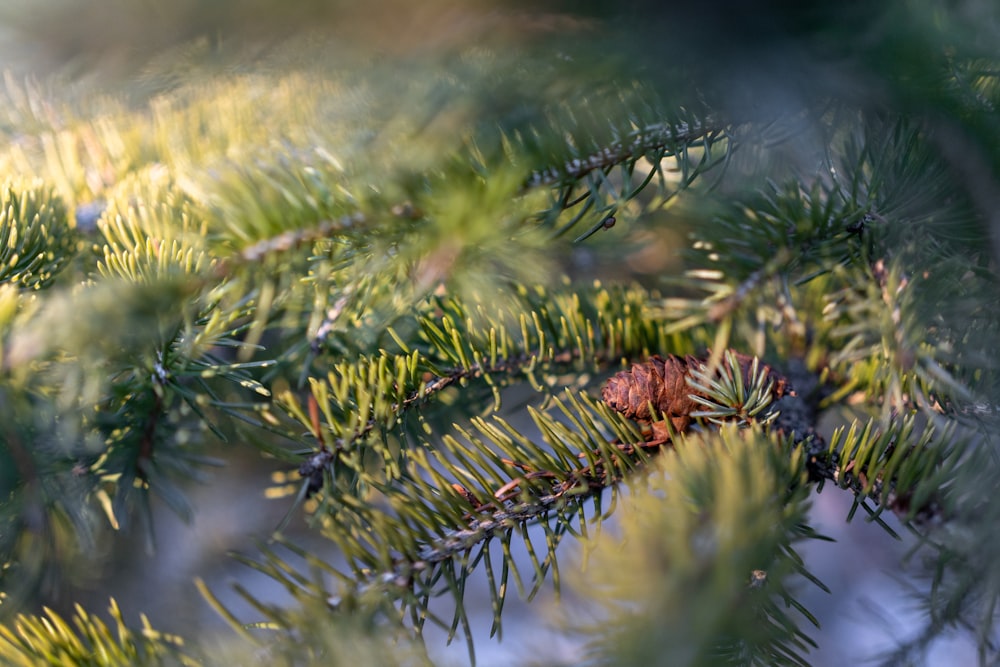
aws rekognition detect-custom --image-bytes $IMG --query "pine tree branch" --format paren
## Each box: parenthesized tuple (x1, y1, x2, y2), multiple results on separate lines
(0, 598, 198, 666)
(226, 210, 370, 265)
(299, 347, 620, 489)
(199, 115, 729, 275)
(323, 432, 663, 616)
(316, 351, 792, 615)
(524, 118, 724, 189)
(290, 282, 679, 493)
(600, 350, 962, 529)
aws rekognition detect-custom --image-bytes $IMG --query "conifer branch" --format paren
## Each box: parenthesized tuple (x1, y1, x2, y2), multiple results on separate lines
(291, 351, 798, 633)
(0, 598, 198, 666)
(525, 118, 725, 188)
(227, 211, 369, 265)
(282, 346, 969, 653)
(288, 282, 684, 487)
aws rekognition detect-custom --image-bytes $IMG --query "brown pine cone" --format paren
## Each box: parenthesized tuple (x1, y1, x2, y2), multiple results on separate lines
(602, 354, 701, 432)
(601, 351, 789, 433)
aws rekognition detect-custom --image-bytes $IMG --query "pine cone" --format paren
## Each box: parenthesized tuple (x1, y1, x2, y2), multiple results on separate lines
(602, 354, 700, 432)
(601, 351, 789, 433)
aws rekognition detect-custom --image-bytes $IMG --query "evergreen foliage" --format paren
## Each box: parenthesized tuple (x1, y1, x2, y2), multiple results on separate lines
(2, 1, 1000, 665)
